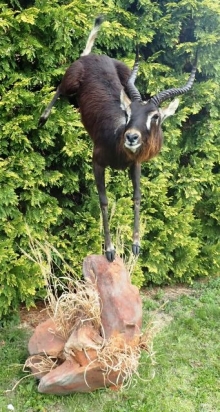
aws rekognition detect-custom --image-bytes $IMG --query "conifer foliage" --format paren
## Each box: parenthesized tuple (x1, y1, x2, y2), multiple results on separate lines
(0, 0, 219, 316)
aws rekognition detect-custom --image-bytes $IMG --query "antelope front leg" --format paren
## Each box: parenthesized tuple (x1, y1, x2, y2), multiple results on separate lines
(130, 163, 141, 256)
(93, 162, 115, 262)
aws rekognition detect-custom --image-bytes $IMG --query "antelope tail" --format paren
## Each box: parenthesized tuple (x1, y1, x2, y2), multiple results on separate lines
(81, 15, 104, 56)
(39, 16, 104, 127)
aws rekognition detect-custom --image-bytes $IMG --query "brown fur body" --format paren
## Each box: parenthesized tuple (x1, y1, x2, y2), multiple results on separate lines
(59, 54, 163, 170)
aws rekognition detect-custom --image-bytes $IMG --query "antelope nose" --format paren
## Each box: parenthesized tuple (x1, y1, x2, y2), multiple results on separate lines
(125, 132, 139, 144)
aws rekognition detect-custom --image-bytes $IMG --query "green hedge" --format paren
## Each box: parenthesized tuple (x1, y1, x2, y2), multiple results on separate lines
(0, 0, 220, 317)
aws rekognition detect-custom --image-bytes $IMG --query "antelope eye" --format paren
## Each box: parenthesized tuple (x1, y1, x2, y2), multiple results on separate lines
(151, 113, 159, 121)
(146, 112, 160, 130)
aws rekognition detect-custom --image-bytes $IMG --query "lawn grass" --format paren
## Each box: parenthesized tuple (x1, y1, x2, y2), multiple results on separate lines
(0, 277, 220, 412)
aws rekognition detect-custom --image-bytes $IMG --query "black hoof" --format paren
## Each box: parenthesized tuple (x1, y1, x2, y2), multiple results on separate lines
(132, 244, 140, 256)
(105, 249, 116, 262)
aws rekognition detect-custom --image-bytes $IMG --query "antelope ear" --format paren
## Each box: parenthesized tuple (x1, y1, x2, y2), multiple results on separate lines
(159, 98, 179, 123)
(120, 89, 131, 122)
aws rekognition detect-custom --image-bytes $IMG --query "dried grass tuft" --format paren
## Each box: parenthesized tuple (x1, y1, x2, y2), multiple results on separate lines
(48, 281, 101, 341)
(21, 229, 102, 341)
(96, 336, 142, 388)
(24, 354, 59, 376)
(22, 230, 154, 390)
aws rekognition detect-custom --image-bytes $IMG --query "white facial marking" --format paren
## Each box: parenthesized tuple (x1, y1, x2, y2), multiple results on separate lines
(120, 89, 131, 123)
(146, 110, 160, 130)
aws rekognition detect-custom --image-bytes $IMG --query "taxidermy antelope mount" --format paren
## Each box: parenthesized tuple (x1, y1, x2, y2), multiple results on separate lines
(39, 16, 197, 262)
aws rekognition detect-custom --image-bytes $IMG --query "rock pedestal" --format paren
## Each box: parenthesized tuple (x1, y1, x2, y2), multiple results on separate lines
(26, 255, 142, 394)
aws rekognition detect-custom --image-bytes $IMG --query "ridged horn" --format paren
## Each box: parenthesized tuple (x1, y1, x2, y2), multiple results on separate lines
(150, 58, 197, 107)
(150, 66, 196, 107)
(126, 48, 142, 102)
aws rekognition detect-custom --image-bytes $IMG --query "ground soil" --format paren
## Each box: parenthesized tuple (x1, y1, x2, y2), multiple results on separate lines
(19, 300, 48, 330)
(142, 284, 194, 300)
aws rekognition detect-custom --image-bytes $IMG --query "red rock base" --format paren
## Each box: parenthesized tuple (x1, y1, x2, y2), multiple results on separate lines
(26, 255, 142, 394)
